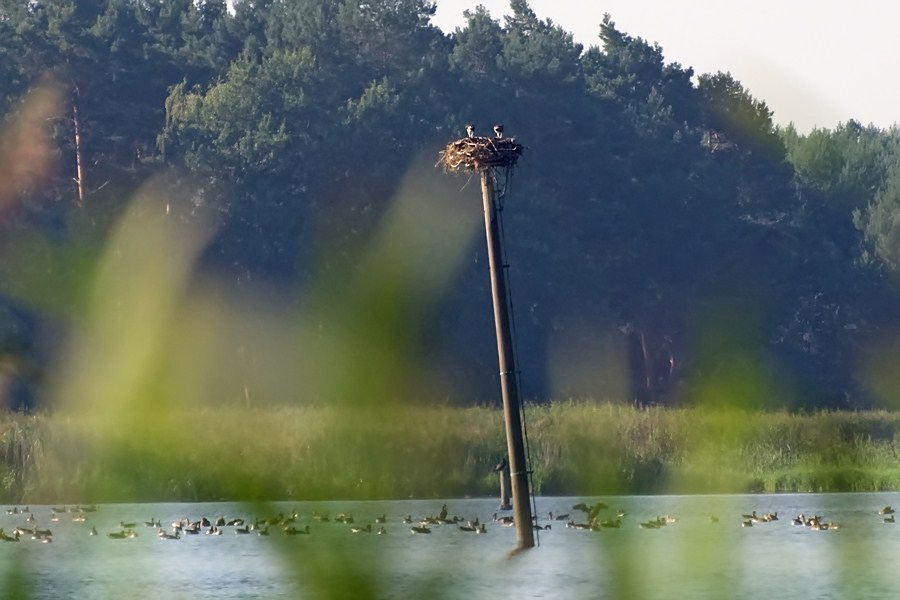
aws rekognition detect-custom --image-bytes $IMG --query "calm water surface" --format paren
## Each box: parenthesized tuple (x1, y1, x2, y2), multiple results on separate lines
(3, 493, 900, 599)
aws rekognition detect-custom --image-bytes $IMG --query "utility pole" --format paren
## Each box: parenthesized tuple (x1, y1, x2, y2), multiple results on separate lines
(439, 126, 534, 550)
(480, 169, 534, 549)
(71, 86, 85, 206)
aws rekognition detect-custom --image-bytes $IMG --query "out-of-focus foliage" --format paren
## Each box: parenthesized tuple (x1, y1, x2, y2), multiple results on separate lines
(2, 0, 900, 411)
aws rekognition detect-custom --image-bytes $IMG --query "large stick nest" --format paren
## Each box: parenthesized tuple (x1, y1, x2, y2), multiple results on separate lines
(437, 136, 524, 172)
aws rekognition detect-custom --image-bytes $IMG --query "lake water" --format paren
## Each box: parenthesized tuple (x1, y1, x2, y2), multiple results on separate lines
(2, 493, 899, 599)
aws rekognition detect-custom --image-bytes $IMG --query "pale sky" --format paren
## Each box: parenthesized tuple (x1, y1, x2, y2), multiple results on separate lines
(432, 0, 900, 133)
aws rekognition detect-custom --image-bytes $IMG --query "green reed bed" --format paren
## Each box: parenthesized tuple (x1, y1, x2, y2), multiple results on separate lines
(3, 401, 900, 503)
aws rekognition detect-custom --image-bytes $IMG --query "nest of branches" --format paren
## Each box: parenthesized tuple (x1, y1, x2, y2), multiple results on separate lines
(437, 136, 524, 172)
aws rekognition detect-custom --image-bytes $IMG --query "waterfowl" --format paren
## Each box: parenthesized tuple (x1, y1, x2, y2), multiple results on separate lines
(226, 518, 244, 527)
(234, 525, 252, 534)
(476, 524, 487, 534)
(709, 516, 719, 523)
(459, 524, 477, 532)
(493, 514, 514, 526)
(89, 526, 98, 536)
(880, 506, 895, 515)
(313, 511, 330, 522)
(351, 524, 372, 533)
(206, 526, 222, 535)
(6, 507, 18, 515)
(157, 528, 180, 540)
(283, 525, 310, 535)
(145, 518, 161, 527)
(107, 530, 130, 539)
(71, 513, 87, 523)
(549, 512, 570, 521)
(884, 515, 895, 524)
(0, 529, 19, 542)
(808, 521, 826, 530)
(410, 525, 431, 534)
(79, 505, 98, 513)
(599, 518, 621, 529)
(741, 520, 753, 528)
(587, 504, 609, 521)
(375, 515, 386, 524)
(805, 516, 823, 528)
(377, 526, 387, 535)
(215, 517, 226, 527)
(51, 507, 68, 514)
(120, 521, 137, 529)
(402, 515, 413, 524)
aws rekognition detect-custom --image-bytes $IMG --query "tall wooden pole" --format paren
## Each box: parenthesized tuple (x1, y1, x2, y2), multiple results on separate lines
(480, 169, 534, 550)
(71, 90, 85, 206)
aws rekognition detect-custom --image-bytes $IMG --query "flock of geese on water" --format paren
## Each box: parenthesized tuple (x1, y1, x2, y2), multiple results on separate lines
(0, 502, 898, 543)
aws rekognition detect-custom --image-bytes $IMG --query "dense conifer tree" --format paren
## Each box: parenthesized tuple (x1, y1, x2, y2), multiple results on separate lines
(1, 0, 899, 407)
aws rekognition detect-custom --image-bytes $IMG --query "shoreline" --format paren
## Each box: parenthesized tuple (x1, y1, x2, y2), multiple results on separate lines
(2, 401, 900, 503)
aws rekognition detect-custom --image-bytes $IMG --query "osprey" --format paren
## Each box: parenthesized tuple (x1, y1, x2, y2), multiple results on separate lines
(493, 124, 504, 139)
(465, 124, 475, 138)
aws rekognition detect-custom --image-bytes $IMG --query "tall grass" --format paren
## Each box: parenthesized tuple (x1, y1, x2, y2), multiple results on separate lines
(3, 401, 900, 503)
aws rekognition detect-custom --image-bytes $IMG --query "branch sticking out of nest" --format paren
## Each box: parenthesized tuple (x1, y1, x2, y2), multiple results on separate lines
(437, 136, 524, 172)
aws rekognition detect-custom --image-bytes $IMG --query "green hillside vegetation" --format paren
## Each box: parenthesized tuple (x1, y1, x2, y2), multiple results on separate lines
(2, 0, 900, 415)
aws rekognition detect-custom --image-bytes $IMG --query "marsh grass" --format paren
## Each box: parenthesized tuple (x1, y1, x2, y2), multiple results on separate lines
(3, 401, 900, 502)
